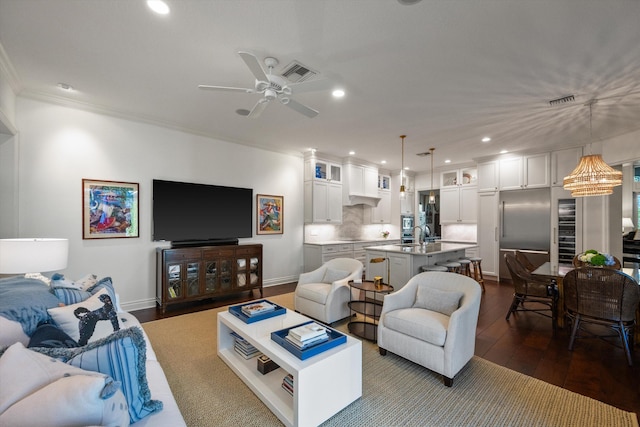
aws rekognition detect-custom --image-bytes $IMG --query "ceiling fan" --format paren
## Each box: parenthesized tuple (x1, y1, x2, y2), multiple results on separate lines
(198, 51, 321, 118)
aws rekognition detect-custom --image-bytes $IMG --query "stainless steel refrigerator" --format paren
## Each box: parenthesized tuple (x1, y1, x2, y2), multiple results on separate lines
(498, 188, 551, 281)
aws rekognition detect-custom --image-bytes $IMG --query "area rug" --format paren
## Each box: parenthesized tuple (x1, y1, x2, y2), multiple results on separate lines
(142, 293, 638, 427)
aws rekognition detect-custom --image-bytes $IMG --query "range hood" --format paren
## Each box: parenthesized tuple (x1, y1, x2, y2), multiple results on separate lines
(344, 194, 381, 207)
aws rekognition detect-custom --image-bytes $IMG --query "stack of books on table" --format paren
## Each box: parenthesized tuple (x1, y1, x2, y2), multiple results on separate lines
(241, 301, 276, 317)
(281, 373, 294, 396)
(231, 332, 261, 359)
(285, 322, 329, 350)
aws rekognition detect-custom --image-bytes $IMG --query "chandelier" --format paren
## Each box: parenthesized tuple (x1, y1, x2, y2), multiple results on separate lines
(563, 100, 622, 197)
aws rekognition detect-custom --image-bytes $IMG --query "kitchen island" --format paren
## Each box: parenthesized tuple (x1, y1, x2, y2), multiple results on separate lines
(365, 242, 477, 290)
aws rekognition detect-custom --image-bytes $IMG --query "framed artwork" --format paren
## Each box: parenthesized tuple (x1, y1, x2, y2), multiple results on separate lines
(257, 194, 283, 235)
(82, 179, 139, 239)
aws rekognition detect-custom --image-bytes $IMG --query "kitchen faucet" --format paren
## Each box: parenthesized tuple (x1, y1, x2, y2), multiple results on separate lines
(414, 225, 424, 245)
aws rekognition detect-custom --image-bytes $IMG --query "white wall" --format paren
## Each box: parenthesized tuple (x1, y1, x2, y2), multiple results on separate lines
(7, 97, 304, 310)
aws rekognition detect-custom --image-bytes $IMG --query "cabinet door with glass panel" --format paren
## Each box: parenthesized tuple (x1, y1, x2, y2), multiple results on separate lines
(163, 248, 202, 301)
(234, 246, 263, 296)
(203, 247, 235, 294)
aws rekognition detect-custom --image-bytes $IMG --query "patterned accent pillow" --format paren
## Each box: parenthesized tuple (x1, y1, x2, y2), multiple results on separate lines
(51, 276, 118, 308)
(29, 326, 162, 424)
(47, 289, 124, 346)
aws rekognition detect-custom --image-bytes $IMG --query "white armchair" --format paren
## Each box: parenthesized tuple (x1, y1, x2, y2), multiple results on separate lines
(294, 258, 364, 325)
(378, 271, 481, 386)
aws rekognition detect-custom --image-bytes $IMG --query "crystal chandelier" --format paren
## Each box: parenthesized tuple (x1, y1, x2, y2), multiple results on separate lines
(563, 100, 622, 197)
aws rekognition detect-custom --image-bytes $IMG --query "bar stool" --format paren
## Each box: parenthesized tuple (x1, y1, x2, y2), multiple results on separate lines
(469, 257, 485, 292)
(420, 265, 448, 273)
(437, 261, 461, 273)
(457, 258, 473, 277)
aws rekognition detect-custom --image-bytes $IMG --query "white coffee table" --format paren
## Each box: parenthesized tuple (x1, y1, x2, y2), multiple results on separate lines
(217, 308, 362, 427)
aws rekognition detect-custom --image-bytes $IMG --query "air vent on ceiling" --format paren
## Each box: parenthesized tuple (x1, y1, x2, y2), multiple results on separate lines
(416, 151, 432, 157)
(281, 61, 318, 83)
(549, 95, 575, 106)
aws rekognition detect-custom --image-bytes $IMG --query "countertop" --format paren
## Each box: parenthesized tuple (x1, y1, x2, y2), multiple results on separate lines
(304, 239, 399, 245)
(365, 242, 477, 255)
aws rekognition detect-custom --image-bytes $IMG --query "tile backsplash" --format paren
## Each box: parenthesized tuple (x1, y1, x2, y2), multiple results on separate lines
(304, 206, 398, 242)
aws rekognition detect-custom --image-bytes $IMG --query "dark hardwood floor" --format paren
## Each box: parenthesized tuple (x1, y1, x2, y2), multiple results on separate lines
(132, 279, 639, 419)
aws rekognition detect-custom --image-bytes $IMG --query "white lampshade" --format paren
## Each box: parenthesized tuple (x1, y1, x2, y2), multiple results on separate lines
(622, 217, 635, 231)
(0, 238, 69, 274)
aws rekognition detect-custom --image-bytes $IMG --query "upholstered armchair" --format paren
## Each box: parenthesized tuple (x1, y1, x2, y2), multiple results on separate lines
(294, 258, 363, 325)
(378, 272, 482, 386)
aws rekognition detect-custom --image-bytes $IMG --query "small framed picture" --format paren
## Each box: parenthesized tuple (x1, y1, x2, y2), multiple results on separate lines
(82, 179, 139, 239)
(257, 194, 283, 235)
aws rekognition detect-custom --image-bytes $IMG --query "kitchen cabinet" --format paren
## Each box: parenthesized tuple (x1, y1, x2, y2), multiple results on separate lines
(303, 243, 354, 272)
(477, 191, 499, 277)
(551, 147, 583, 187)
(304, 180, 342, 224)
(499, 153, 550, 190)
(441, 167, 477, 188)
(400, 191, 414, 215)
(343, 162, 379, 205)
(440, 185, 477, 224)
(305, 158, 342, 183)
(477, 160, 499, 193)
(368, 189, 391, 224)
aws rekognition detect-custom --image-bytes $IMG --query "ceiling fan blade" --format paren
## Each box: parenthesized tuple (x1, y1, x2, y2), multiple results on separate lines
(198, 85, 253, 93)
(238, 51, 269, 83)
(248, 99, 269, 118)
(283, 98, 319, 118)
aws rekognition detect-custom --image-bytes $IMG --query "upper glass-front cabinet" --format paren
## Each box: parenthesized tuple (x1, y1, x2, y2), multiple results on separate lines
(441, 167, 477, 188)
(313, 160, 342, 182)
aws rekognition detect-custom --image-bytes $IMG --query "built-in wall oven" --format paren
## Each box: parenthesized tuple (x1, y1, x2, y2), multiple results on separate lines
(401, 215, 414, 244)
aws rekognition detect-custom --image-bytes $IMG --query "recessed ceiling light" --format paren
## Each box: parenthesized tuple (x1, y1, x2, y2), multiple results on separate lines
(57, 83, 73, 91)
(348, 151, 355, 155)
(444, 159, 451, 164)
(404, 166, 410, 170)
(500, 150, 508, 154)
(147, 0, 170, 15)
(332, 89, 345, 98)
(482, 137, 491, 143)
(381, 160, 387, 164)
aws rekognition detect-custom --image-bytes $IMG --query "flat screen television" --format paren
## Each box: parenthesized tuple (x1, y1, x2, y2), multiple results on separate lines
(153, 179, 253, 245)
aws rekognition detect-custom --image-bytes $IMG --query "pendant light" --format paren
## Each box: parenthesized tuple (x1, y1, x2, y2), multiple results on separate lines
(563, 100, 622, 197)
(428, 147, 436, 204)
(399, 135, 406, 200)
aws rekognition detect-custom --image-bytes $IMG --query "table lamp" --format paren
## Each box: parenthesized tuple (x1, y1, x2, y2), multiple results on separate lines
(369, 257, 389, 288)
(0, 238, 69, 276)
(622, 217, 634, 235)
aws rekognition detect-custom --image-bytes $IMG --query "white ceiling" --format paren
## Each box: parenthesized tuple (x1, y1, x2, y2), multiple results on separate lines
(1, 0, 639, 173)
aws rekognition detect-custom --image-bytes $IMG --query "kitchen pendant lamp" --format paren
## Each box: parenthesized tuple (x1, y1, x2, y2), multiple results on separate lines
(563, 100, 622, 197)
(399, 135, 406, 200)
(428, 147, 436, 204)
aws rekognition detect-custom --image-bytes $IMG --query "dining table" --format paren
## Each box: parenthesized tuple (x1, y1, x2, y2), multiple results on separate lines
(531, 262, 640, 341)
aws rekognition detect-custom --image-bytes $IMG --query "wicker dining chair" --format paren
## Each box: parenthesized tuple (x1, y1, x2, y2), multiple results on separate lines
(572, 254, 622, 269)
(562, 267, 639, 366)
(515, 250, 538, 273)
(504, 253, 558, 331)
